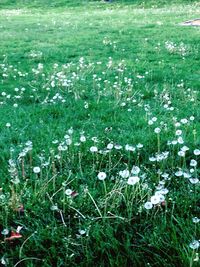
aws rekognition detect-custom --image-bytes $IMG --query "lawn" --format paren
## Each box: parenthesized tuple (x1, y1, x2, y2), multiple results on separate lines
(0, 0, 200, 266)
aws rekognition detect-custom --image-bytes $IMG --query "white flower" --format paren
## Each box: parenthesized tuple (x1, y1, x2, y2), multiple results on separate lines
(127, 176, 140, 185)
(90, 146, 98, 153)
(65, 189, 72, 196)
(190, 159, 197, 167)
(154, 127, 161, 134)
(189, 178, 199, 184)
(178, 151, 185, 157)
(119, 169, 130, 178)
(131, 166, 140, 175)
(190, 116, 195, 121)
(175, 170, 183, 177)
(137, 143, 143, 149)
(194, 149, 200, 156)
(189, 240, 200, 249)
(33, 166, 40, 174)
(192, 217, 200, 223)
(1, 229, 9, 235)
(125, 144, 135, 152)
(78, 229, 86, 235)
(152, 117, 157, 122)
(6, 123, 11, 127)
(150, 195, 160, 205)
(181, 146, 189, 152)
(180, 118, 188, 124)
(144, 202, 153, 210)
(80, 136, 86, 142)
(107, 143, 113, 150)
(177, 137, 184, 144)
(114, 144, 122, 150)
(97, 172, 107, 181)
(175, 130, 182, 136)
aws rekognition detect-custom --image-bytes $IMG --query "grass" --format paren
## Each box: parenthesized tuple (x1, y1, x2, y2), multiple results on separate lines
(0, 0, 200, 266)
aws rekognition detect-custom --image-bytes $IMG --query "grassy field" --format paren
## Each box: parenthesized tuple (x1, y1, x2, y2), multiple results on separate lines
(0, 0, 200, 266)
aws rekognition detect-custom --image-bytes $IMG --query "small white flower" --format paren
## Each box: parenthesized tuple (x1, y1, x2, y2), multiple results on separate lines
(190, 159, 197, 167)
(154, 127, 161, 134)
(114, 144, 122, 150)
(177, 137, 184, 144)
(144, 201, 153, 210)
(127, 176, 140, 185)
(78, 229, 86, 235)
(33, 166, 41, 174)
(175, 130, 182, 136)
(137, 143, 143, 149)
(181, 146, 189, 152)
(119, 169, 130, 179)
(97, 172, 107, 181)
(152, 117, 157, 122)
(178, 151, 185, 157)
(90, 146, 98, 153)
(189, 240, 200, 249)
(175, 170, 183, 177)
(192, 217, 200, 223)
(80, 136, 86, 142)
(65, 189, 72, 196)
(194, 149, 200, 156)
(189, 178, 199, 184)
(190, 116, 195, 121)
(107, 143, 113, 150)
(180, 118, 188, 124)
(148, 120, 153, 125)
(150, 195, 160, 205)
(1, 229, 9, 235)
(125, 144, 135, 151)
(131, 166, 140, 175)
(6, 123, 11, 127)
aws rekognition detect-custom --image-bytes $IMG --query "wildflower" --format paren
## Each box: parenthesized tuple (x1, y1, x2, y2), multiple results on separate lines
(97, 172, 107, 181)
(190, 159, 197, 167)
(6, 123, 11, 127)
(51, 205, 59, 211)
(194, 149, 200, 156)
(175, 170, 183, 177)
(189, 178, 199, 184)
(181, 146, 189, 152)
(127, 176, 140, 185)
(189, 240, 200, 250)
(107, 143, 113, 150)
(78, 229, 86, 235)
(150, 195, 160, 205)
(177, 137, 184, 144)
(144, 202, 153, 210)
(114, 144, 122, 150)
(33, 166, 41, 174)
(190, 116, 195, 121)
(131, 166, 140, 175)
(154, 127, 161, 134)
(175, 130, 182, 136)
(80, 136, 86, 142)
(178, 151, 185, 157)
(125, 144, 135, 151)
(180, 118, 188, 124)
(65, 189, 73, 196)
(1, 229, 9, 235)
(119, 169, 130, 178)
(192, 217, 200, 223)
(90, 146, 98, 153)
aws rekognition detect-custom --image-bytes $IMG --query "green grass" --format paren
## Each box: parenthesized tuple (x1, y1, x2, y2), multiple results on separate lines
(0, 0, 200, 266)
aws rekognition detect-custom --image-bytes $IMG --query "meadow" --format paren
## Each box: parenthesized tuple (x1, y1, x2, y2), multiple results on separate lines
(0, 0, 200, 266)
